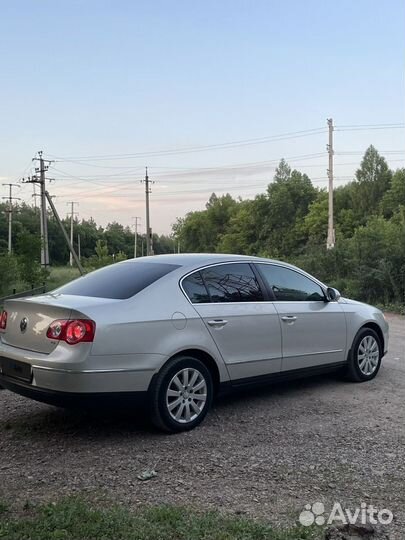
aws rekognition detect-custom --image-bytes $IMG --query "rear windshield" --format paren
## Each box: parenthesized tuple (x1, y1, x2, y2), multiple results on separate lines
(54, 262, 180, 299)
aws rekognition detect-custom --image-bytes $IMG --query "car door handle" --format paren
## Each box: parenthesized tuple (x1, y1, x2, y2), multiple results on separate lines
(207, 319, 228, 327)
(281, 315, 297, 323)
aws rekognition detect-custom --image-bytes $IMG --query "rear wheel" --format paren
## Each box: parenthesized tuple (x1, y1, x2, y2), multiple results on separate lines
(344, 327, 382, 382)
(150, 355, 213, 432)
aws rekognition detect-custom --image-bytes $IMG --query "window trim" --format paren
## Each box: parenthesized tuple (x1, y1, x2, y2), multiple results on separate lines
(253, 262, 327, 303)
(179, 261, 268, 305)
(181, 270, 211, 304)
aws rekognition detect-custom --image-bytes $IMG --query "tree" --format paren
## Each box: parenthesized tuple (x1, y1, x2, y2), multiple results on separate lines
(351, 146, 392, 220)
(174, 193, 238, 253)
(16, 233, 47, 287)
(263, 162, 317, 255)
(381, 168, 405, 217)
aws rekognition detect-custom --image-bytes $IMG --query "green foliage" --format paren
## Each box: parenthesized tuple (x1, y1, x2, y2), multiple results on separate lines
(46, 267, 81, 291)
(1, 146, 404, 309)
(174, 193, 239, 253)
(173, 146, 405, 307)
(16, 233, 48, 287)
(0, 255, 19, 296)
(0, 204, 173, 266)
(381, 168, 405, 217)
(351, 145, 392, 221)
(0, 496, 319, 540)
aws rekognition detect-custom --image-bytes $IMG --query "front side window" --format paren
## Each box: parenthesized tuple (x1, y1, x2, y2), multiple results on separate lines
(200, 263, 264, 303)
(257, 264, 325, 302)
(182, 271, 210, 303)
(55, 261, 180, 299)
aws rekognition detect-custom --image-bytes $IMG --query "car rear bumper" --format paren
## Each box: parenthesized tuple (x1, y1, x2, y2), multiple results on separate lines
(0, 374, 149, 408)
(0, 340, 164, 394)
(0, 359, 156, 394)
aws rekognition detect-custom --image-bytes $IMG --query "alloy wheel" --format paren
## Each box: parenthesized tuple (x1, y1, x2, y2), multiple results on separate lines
(357, 335, 380, 376)
(166, 368, 207, 424)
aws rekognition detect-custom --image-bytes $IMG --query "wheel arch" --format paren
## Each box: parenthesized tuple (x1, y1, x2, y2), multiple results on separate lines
(360, 322, 385, 353)
(154, 348, 221, 396)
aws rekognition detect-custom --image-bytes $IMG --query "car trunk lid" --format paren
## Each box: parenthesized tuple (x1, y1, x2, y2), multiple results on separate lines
(1, 298, 75, 354)
(1, 293, 121, 354)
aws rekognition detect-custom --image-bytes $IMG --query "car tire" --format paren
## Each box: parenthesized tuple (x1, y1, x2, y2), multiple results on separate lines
(149, 355, 213, 433)
(344, 327, 382, 382)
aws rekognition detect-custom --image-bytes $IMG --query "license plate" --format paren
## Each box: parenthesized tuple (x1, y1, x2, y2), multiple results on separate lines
(0, 357, 32, 383)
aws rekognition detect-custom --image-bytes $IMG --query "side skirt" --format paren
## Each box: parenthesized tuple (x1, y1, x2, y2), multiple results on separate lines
(218, 361, 347, 396)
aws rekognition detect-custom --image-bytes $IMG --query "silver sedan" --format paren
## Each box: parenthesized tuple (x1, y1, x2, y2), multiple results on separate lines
(0, 254, 389, 432)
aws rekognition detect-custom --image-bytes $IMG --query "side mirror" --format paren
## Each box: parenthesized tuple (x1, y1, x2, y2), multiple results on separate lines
(326, 287, 341, 302)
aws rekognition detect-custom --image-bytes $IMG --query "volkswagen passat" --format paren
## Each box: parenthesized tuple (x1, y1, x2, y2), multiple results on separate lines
(0, 254, 388, 432)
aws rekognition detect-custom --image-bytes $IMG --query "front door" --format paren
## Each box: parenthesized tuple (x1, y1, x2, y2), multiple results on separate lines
(255, 263, 347, 372)
(182, 263, 282, 381)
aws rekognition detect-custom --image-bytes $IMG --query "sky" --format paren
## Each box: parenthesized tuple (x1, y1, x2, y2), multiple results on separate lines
(1, 0, 404, 234)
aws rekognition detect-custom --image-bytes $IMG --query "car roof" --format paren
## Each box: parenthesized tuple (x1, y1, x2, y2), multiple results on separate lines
(121, 253, 327, 288)
(123, 253, 276, 268)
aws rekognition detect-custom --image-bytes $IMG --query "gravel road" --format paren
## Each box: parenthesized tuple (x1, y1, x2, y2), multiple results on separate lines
(0, 314, 404, 538)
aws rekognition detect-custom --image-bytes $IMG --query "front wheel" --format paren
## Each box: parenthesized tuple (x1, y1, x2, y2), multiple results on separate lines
(150, 355, 213, 432)
(344, 327, 382, 382)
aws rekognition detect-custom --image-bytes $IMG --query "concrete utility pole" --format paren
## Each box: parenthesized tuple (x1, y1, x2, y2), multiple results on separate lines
(32, 184, 41, 210)
(45, 192, 84, 275)
(2, 183, 21, 253)
(77, 233, 81, 261)
(141, 167, 154, 256)
(22, 151, 53, 267)
(67, 202, 79, 266)
(326, 118, 335, 249)
(39, 152, 50, 266)
(132, 216, 141, 258)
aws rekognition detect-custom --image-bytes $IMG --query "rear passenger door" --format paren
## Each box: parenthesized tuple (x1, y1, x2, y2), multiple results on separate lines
(182, 263, 282, 381)
(255, 263, 347, 372)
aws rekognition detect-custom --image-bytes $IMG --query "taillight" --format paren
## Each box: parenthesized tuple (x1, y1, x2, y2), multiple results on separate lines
(46, 319, 96, 345)
(0, 311, 7, 332)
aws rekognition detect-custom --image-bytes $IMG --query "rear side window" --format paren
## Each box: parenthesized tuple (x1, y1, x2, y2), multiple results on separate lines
(182, 271, 210, 303)
(201, 263, 264, 303)
(257, 264, 325, 301)
(54, 262, 180, 299)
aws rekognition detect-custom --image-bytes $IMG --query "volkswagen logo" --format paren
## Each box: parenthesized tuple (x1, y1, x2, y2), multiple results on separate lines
(20, 317, 28, 333)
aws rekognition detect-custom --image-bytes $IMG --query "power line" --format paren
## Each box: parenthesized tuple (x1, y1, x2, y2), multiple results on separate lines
(47, 128, 327, 162)
(335, 123, 405, 131)
(45, 123, 405, 163)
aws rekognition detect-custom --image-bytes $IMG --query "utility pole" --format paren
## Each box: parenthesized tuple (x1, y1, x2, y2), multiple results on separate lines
(32, 184, 41, 210)
(78, 233, 81, 261)
(67, 202, 79, 266)
(141, 167, 154, 256)
(326, 118, 335, 249)
(45, 191, 84, 275)
(23, 151, 53, 267)
(39, 152, 50, 266)
(2, 183, 21, 253)
(132, 216, 141, 258)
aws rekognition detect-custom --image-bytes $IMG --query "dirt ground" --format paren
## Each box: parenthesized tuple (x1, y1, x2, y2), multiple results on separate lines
(0, 314, 404, 538)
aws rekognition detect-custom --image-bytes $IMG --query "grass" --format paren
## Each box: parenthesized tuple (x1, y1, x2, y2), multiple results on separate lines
(0, 502, 8, 516)
(0, 266, 80, 301)
(46, 266, 81, 291)
(0, 496, 320, 540)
